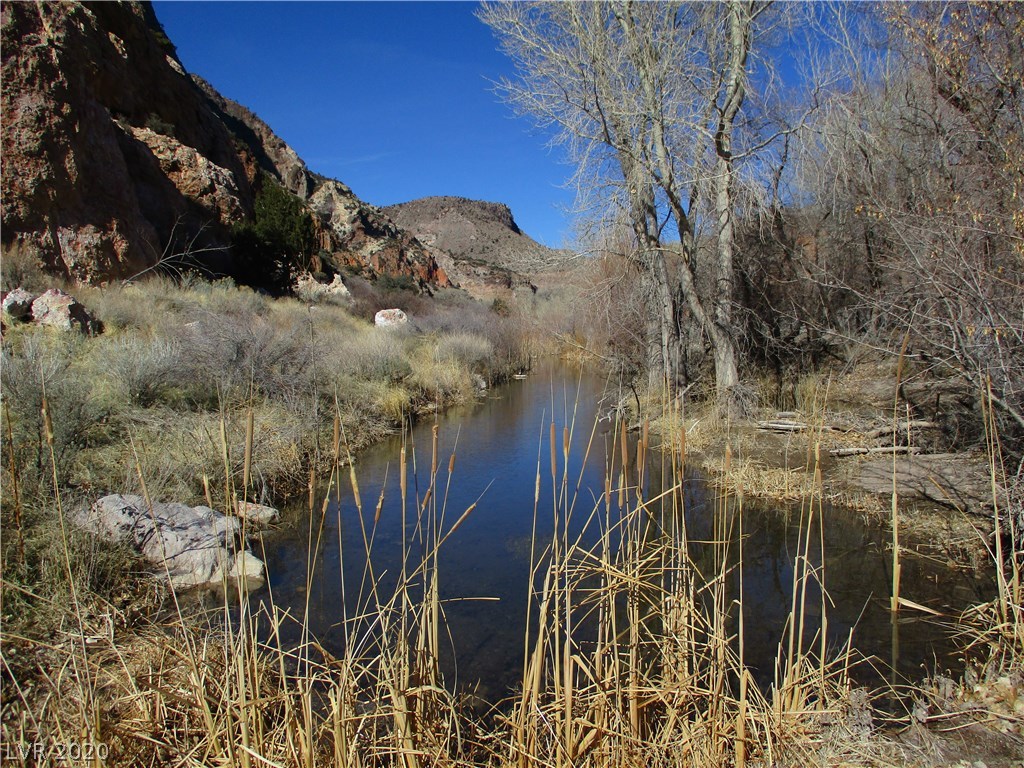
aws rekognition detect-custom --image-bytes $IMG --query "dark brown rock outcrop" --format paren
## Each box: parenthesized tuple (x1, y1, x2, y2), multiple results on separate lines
(1, 2, 251, 281)
(194, 76, 316, 200)
(1, 1, 448, 291)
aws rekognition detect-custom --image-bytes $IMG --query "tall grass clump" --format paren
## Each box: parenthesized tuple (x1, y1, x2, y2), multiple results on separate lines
(493, 390, 883, 768)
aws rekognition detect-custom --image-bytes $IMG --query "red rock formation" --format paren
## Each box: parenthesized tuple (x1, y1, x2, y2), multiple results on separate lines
(1, 2, 250, 281)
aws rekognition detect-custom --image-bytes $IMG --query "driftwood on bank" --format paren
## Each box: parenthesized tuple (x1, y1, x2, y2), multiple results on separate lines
(756, 420, 846, 433)
(757, 417, 937, 439)
(829, 445, 923, 457)
(861, 420, 937, 439)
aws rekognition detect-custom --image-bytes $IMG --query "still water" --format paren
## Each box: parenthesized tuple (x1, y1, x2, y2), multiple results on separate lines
(253, 360, 989, 702)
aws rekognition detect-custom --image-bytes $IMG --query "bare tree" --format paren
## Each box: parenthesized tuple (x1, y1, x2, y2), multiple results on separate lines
(480, 1, 789, 411)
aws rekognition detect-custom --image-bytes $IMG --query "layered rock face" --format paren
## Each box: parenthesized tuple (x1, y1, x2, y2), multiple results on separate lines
(308, 181, 450, 288)
(1, 1, 447, 290)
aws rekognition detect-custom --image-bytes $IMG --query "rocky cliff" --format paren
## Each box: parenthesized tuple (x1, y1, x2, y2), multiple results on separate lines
(1, 1, 448, 290)
(384, 196, 569, 297)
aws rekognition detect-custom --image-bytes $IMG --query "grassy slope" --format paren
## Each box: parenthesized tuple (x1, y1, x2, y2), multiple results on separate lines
(0, 274, 528, 690)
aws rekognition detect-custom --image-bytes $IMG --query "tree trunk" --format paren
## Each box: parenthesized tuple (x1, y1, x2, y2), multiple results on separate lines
(713, 153, 740, 397)
(709, 0, 750, 409)
(652, 250, 682, 391)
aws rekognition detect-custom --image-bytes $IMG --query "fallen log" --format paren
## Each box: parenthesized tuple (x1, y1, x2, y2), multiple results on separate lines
(862, 420, 938, 440)
(756, 420, 846, 433)
(830, 445, 923, 457)
(757, 420, 811, 432)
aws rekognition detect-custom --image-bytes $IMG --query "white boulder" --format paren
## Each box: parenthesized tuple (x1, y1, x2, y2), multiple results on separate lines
(374, 308, 409, 327)
(78, 494, 266, 588)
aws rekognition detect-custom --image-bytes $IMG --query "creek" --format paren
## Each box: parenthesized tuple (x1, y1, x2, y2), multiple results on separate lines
(253, 360, 990, 703)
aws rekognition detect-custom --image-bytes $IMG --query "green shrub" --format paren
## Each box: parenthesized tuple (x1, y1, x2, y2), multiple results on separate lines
(377, 274, 417, 292)
(231, 175, 314, 293)
(144, 112, 175, 136)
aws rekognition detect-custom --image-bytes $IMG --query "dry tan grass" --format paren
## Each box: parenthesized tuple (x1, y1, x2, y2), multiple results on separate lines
(2, 396, 900, 768)
(4, 278, 1020, 766)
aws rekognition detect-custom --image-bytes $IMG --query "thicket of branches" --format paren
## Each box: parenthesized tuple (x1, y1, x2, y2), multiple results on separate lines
(485, 1, 1023, 464)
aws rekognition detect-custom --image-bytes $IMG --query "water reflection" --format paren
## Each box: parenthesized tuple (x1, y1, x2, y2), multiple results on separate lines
(252, 360, 987, 703)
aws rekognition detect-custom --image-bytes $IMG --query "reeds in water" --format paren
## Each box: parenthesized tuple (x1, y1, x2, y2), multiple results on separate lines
(9, 376, 1017, 767)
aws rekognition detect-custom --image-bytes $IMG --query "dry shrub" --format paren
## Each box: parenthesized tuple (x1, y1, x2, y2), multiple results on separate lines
(410, 356, 473, 404)
(434, 332, 493, 372)
(0, 327, 101, 495)
(0, 246, 56, 294)
(177, 306, 314, 402)
(341, 327, 414, 383)
(574, 251, 647, 379)
(90, 333, 182, 406)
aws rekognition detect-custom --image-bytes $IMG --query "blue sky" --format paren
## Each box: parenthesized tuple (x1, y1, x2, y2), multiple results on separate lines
(151, 1, 575, 248)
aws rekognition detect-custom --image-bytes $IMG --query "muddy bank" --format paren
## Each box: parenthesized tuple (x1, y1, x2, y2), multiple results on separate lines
(677, 428, 993, 584)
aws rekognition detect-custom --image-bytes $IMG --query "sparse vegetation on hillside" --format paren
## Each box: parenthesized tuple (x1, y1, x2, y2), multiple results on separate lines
(0, 270, 531, 653)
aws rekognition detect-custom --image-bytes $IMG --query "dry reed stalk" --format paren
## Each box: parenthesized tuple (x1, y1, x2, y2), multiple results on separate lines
(243, 406, 254, 499)
(40, 389, 109, 752)
(219, 410, 233, 512)
(3, 402, 26, 566)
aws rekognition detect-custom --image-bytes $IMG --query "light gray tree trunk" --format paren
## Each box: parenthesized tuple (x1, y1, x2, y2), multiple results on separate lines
(709, 0, 751, 403)
(482, 0, 770, 407)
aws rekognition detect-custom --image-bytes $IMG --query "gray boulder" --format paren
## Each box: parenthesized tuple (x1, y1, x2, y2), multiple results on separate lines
(31, 289, 98, 333)
(78, 494, 265, 587)
(2, 288, 35, 320)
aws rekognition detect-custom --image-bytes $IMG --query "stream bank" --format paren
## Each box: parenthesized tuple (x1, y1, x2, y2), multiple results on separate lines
(253, 359, 989, 704)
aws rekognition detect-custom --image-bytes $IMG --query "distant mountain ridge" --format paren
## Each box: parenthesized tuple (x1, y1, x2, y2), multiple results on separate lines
(384, 196, 570, 298)
(1, 1, 448, 290)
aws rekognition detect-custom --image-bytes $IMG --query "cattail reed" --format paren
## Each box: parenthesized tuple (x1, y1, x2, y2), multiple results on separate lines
(41, 396, 53, 446)
(550, 420, 557, 482)
(4, 403, 25, 565)
(242, 407, 254, 497)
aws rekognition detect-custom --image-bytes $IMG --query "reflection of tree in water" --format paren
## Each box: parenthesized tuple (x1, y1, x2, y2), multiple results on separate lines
(675, 489, 982, 687)
(638, 452, 983, 687)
